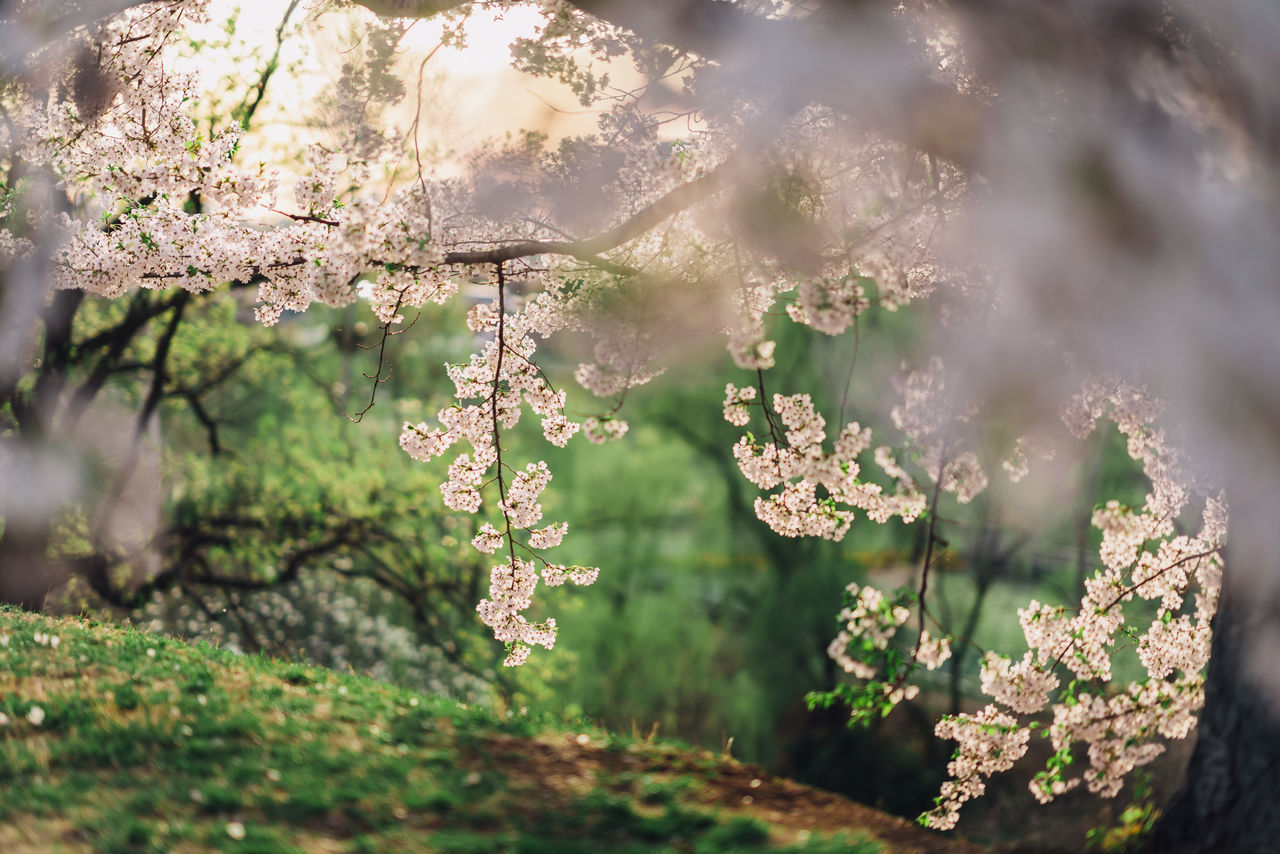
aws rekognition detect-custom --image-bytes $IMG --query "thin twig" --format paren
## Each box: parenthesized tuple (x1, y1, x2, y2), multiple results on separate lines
(347, 292, 413, 422)
(914, 448, 949, 660)
(1044, 547, 1221, 673)
(838, 315, 860, 428)
(490, 264, 518, 568)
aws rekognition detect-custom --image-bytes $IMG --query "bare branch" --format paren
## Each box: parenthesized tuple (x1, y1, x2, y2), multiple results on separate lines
(441, 151, 742, 270)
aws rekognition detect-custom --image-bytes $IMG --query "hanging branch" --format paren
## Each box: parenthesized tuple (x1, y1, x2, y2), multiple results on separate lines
(914, 448, 949, 660)
(347, 290, 419, 422)
(490, 262, 519, 569)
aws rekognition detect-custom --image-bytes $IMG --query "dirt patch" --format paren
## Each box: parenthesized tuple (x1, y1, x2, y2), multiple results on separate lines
(487, 732, 997, 853)
(0, 817, 89, 854)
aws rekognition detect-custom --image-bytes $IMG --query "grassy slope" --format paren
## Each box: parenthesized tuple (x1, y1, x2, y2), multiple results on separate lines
(0, 607, 983, 854)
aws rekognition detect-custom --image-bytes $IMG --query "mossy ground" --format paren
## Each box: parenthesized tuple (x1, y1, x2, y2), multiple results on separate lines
(0, 606, 980, 853)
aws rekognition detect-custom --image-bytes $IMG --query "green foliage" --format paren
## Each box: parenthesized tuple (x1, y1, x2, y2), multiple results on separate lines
(805, 585, 923, 727)
(32, 291, 504, 696)
(1086, 772, 1161, 853)
(504, 322, 883, 763)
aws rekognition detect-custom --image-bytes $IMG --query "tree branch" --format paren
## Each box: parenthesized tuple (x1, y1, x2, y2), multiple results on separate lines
(231, 0, 301, 131)
(441, 150, 742, 270)
(63, 289, 187, 431)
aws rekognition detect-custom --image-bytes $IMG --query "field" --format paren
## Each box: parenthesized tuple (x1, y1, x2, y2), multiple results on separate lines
(0, 606, 990, 854)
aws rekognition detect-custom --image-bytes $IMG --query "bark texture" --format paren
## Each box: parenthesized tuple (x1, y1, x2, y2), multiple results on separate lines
(0, 522, 54, 610)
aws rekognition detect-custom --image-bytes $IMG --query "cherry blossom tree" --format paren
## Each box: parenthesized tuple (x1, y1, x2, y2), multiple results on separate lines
(4, 0, 1280, 849)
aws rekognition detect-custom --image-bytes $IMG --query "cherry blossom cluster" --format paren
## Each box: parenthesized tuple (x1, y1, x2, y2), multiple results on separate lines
(400, 284, 613, 664)
(924, 382, 1225, 829)
(819, 582, 951, 722)
(15, 2, 219, 208)
(785, 274, 870, 336)
(927, 705, 1031, 830)
(474, 556, 558, 667)
(0, 0, 625, 667)
(885, 359, 991, 504)
(999, 438, 1034, 483)
(399, 260, 744, 662)
(722, 383, 758, 427)
(725, 387, 926, 541)
(27, 16, 456, 331)
(4, 1, 1242, 822)
(1035, 678, 1201, 802)
(920, 447, 988, 506)
(727, 278, 783, 371)
(824, 589, 951, 683)
(792, 361, 1222, 829)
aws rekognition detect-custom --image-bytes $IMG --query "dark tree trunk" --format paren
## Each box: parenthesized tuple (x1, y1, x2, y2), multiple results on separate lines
(1146, 578, 1280, 852)
(0, 516, 57, 610)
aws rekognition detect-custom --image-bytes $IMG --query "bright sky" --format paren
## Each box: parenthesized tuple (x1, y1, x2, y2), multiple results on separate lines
(190, 0, 605, 177)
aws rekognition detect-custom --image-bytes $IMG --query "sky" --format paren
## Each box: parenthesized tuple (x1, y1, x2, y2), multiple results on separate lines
(188, 0, 604, 178)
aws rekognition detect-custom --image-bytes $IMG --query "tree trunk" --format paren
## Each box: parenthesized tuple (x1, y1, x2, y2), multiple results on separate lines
(1146, 580, 1280, 852)
(0, 517, 56, 610)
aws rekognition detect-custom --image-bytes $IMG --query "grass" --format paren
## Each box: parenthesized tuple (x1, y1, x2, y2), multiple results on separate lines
(0, 605, 969, 853)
